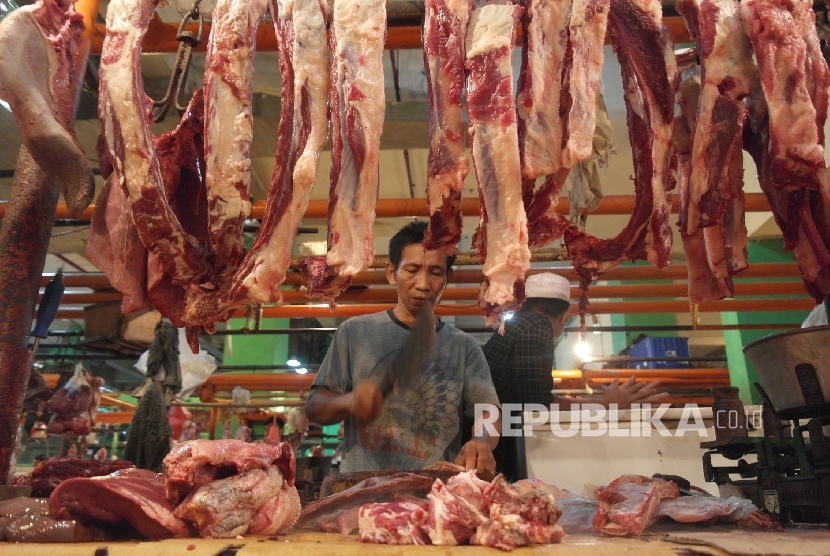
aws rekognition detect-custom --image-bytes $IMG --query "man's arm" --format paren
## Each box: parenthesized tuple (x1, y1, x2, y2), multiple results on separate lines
(552, 376, 669, 410)
(305, 383, 385, 425)
(456, 410, 500, 476)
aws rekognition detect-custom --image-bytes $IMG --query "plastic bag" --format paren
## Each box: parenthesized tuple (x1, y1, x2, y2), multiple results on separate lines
(135, 327, 216, 398)
(231, 386, 252, 414)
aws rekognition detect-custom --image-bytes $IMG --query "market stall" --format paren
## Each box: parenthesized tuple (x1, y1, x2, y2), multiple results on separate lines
(1, 0, 830, 551)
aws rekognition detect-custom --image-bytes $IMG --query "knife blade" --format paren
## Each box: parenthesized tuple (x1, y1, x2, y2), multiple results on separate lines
(375, 303, 436, 397)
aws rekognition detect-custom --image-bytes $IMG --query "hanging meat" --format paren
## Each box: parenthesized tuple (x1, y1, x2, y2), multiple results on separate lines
(565, 0, 678, 322)
(303, 0, 387, 302)
(676, 0, 755, 303)
(421, 0, 472, 254)
(740, 0, 830, 300)
(466, 0, 531, 325)
(98, 0, 210, 292)
(518, 0, 610, 250)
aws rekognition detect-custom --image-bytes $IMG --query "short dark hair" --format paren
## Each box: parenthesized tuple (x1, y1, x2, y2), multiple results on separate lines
(388, 221, 457, 272)
(522, 297, 571, 319)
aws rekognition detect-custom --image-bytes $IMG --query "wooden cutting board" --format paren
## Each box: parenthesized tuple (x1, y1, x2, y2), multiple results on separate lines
(663, 528, 830, 556)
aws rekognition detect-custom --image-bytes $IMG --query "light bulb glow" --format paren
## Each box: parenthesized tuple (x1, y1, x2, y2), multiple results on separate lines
(296, 367, 308, 375)
(574, 341, 592, 361)
(286, 359, 300, 367)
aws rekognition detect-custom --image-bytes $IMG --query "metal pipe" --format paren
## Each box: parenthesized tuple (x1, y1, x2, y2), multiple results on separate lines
(12, 193, 774, 221)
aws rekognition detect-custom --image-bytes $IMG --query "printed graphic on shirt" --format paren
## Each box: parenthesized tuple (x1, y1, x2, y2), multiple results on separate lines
(357, 352, 463, 470)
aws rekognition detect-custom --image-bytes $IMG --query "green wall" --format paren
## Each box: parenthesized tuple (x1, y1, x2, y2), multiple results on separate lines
(222, 317, 289, 366)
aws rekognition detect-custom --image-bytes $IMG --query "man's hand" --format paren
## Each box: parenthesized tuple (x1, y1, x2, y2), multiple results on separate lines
(599, 376, 669, 409)
(454, 439, 496, 477)
(350, 381, 384, 423)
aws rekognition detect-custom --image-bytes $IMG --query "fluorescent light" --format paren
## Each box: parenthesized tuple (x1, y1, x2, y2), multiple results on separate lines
(286, 359, 300, 367)
(296, 367, 308, 375)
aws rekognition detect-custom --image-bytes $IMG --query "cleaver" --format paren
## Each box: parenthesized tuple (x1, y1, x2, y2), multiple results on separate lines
(374, 303, 436, 397)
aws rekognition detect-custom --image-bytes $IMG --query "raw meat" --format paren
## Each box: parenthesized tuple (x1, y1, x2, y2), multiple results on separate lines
(17, 457, 133, 497)
(561, 0, 612, 169)
(472, 504, 566, 551)
(466, 1, 531, 324)
(656, 495, 760, 523)
(446, 469, 489, 512)
(49, 468, 189, 539)
(1, 515, 77, 543)
(305, 0, 386, 302)
(422, 0, 472, 254)
(740, 0, 828, 192)
(514, 481, 598, 534)
(173, 466, 283, 538)
(0, 0, 94, 218)
(150, 88, 210, 327)
(163, 439, 295, 504)
(248, 485, 302, 535)
(317, 506, 361, 534)
(358, 500, 428, 544)
(86, 173, 149, 314)
(743, 64, 830, 300)
(411, 478, 486, 545)
(677, 0, 754, 235)
(296, 472, 435, 530)
(228, 0, 330, 304)
(592, 475, 680, 536)
(98, 0, 208, 287)
(564, 0, 677, 323)
(201, 0, 269, 280)
(0, 497, 49, 517)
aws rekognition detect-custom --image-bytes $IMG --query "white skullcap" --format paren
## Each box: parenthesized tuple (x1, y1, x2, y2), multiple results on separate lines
(524, 273, 571, 302)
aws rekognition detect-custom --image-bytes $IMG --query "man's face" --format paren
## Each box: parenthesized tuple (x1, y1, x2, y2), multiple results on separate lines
(386, 243, 449, 319)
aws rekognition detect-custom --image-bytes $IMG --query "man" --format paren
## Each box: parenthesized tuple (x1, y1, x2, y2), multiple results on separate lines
(305, 221, 501, 475)
(482, 272, 667, 480)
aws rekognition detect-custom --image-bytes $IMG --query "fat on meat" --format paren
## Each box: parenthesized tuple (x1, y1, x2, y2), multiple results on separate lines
(740, 0, 828, 192)
(248, 485, 302, 535)
(564, 0, 677, 323)
(201, 0, 269, 280)
(411, 479, 486, 545)
(173, 466, 283, 538)
(358, 500, 429, 545)
(677, 0, 754, 235)
(592, 475, 680, 536)
(228, 0, 330, 305)
(466, 1, 531, 325)
(163, 439, 295, 504)
(422, 0, 472, 254)
(98, 0, 208, 286)
(304, 0, 387, 302)
(0, 0, 94, 218)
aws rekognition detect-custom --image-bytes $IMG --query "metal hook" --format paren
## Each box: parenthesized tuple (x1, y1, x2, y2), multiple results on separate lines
(151, 1, 204, 123)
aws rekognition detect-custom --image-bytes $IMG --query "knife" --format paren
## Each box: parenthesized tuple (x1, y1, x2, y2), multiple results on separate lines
(374, 303, 436, 397)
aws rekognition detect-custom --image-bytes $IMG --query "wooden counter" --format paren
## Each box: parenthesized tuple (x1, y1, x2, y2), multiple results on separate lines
(3, 529, 830, 556)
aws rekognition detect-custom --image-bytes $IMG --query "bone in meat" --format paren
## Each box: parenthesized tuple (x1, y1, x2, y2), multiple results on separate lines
(202, 0, 269, 280)
(0, 0, 94, 218)
(422, 0, 472, 254)
(565, 0, 677, 323)
(466, 1, 531, 325)
(304, 0, 387, 302)
(98, 0, 208, 286)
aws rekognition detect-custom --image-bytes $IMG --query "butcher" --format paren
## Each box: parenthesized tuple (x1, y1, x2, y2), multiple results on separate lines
(483, 272, 668, 480)
(305, 221, 501, 475)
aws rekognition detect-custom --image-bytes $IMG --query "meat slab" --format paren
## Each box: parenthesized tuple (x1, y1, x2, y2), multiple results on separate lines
(49, 468, 189, 540)
(304, 0, 386, 302)
(163, 439, 295, 504)
(592, 475, 680, 535)
(358, 500, 428, 545)
(422, 0, 472, 254)
(0, 0, 94, 218)
(565, 0, 677, 323)
(98, 0, 208, 287)
(248, 484, 302, 535)
(173, 466, 283, 538)
(466, 1, 531, 324)
(201, 0, 268, 280)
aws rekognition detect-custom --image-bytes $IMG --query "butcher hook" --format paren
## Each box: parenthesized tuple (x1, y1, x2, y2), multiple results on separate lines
(151, 0, 204, 123)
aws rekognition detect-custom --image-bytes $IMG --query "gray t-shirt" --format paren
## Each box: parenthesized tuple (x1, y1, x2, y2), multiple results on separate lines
(312, 310, 500, 473)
